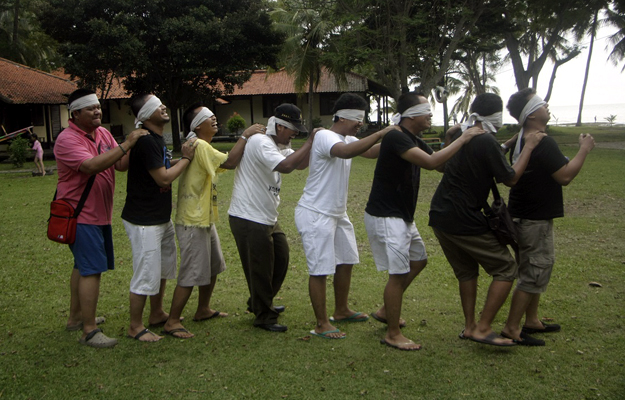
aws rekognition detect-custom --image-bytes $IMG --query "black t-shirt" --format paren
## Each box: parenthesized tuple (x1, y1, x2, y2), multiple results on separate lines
(365, 127, 433, 222)
(429, 132, 515, 235)
(121, 130, 172, 225)
(508, 135, 568, 220)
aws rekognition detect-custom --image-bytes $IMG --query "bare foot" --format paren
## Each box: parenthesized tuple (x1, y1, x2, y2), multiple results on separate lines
(381, 334, 421, 351)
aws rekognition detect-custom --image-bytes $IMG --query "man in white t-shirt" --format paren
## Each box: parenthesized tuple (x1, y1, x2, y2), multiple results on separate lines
(229, 104, 314, 332)
(295, 93, 395, 339)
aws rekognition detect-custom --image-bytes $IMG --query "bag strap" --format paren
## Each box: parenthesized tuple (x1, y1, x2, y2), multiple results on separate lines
(52, 144, 101, 218)
(72, 174, 97, 217)
(483, 179, 500, 212)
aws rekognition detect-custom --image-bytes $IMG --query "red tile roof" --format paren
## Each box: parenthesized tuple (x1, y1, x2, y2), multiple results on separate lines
(50, 70, 129, 100)
(0, 57, 77, 104)
(227, 69, 369, 96)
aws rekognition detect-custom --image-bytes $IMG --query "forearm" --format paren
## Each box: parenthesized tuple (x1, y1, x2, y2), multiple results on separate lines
(553, 149, 591, 186)
(333, 132, 382, 159)
(220, 137, 248, 170)
(151, 157, 191, 187)
(80, 144, 129, 175)
(275, 141, 312, 173)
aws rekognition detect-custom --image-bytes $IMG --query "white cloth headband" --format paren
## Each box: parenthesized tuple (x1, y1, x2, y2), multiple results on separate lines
(266, 116, 297, 136)
(135, 95, 163, 128)
(68, 94, 100, 113)
(190, 107, 214, 133)
(512, 95, 546, 164)
(390, 103, 432, 125)
(461, 112, 502, 134)
(334, 109, 365, 122)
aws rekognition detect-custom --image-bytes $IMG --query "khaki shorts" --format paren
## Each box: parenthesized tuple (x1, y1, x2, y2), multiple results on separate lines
(515, 219, 555, 294)
(432, 228, 517, 282)
(365, 213, 427, 274)
(176, 224, 226, 287)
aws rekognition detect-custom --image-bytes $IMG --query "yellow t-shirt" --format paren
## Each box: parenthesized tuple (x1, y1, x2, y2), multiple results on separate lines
(175, 139, 228, 227)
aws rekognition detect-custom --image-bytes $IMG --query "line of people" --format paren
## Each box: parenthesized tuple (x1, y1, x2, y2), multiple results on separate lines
(55, 88, 593, 350)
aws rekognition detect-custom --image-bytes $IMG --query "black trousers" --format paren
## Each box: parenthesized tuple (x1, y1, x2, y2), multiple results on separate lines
(229, 216, 289, 325)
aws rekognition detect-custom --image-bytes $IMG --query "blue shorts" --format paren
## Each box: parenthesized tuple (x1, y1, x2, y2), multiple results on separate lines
(69, 224, 115, 277)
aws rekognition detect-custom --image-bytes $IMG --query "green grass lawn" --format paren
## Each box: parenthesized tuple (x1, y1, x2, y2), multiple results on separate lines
(0, 127, 623, 399)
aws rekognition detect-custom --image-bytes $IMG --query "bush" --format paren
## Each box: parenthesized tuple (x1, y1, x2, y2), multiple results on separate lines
(8, 137, 29, 168)
(311, 117, 323, 128)
(226, 113, 246, 134)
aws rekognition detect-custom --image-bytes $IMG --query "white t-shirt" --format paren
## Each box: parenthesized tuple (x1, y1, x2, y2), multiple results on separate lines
(297, 129, 358, 217)
(228, 134, 294, 225)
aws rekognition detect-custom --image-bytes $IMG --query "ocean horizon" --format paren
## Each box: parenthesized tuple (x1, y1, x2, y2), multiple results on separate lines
(431, 102, 625, 126)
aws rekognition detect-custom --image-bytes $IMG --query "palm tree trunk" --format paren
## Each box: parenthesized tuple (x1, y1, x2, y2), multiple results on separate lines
(308, 68, 314, 132)
(12, 0, 20, 44)
(576, 11, 598, 126)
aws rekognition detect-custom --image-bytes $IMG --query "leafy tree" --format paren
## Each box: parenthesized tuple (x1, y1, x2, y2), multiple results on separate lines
(327, 0, 485, 100)
(605, 1, 625, 72)
(0, 0, 60, 71)
(41, 0, 283, 150)
(500, 0, 591, 91)
(271, 0, 337, 131)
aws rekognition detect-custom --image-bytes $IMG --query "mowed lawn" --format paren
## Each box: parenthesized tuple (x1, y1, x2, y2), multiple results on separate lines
(0, 128, 623, 399)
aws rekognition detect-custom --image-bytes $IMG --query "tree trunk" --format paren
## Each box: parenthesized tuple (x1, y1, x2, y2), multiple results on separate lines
(576, 11, 598, 127)
(12, 0, 20, 44)
(544, 49, 581, 102)
(170, 105, 182, 152)
(308, 69, 314, 132)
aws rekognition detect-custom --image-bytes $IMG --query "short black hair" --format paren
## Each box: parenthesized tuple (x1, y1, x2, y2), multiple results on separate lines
(397, 92, 426, 114)
(129, 94, 152, 117)
(331, 93, 368, 122)
(67, 89, 96, 119)
(67, 88, 95, 105)
(507, 88, 536, 122)
(470, 93, 502, 116)
(183, 102, 204, 133)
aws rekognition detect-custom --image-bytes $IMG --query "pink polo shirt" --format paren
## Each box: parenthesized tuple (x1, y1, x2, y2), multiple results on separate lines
(54, 121, 118, 225)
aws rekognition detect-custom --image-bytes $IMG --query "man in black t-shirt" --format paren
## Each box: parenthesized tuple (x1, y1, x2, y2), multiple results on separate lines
(122, 94, 195, 342)
(364, 92, 484, 351)
(501, 89, 594, 346)
(429, 93, 545, 347)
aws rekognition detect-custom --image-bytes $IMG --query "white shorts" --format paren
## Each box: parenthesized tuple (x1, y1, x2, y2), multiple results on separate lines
(294, 206, 359, 276)
(364, 212, 427, 274)
(123, 220, 177, 296)
(175, 224, 226, 287)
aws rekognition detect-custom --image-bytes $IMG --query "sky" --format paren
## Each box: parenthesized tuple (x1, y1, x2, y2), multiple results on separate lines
(430, 25, 625, 126)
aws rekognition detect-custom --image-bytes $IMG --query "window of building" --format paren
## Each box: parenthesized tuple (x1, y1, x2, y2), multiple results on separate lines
(319, 93, 342, 116)
(263, 95, 298, 118)
(30, 106, 44, 126)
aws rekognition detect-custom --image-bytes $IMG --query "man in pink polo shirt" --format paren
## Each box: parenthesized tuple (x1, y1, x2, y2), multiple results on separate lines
(54, 89, 148, 348)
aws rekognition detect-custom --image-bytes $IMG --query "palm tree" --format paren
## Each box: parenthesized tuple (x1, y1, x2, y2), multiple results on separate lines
(0, 2, 59, 71)
(605, 3, 625, 72)
(271, 0, 336, 131)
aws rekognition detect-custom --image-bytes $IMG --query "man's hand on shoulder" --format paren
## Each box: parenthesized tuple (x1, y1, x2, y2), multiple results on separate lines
(378, 124, 398, 139)
(242, 123, 266, 139)
(126, 129, 149, 148)
(460, 126, 485, 140)
(523, 131, 547, 149)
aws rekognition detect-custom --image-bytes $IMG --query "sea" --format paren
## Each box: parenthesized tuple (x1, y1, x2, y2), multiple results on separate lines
(431, 103, 625, 127)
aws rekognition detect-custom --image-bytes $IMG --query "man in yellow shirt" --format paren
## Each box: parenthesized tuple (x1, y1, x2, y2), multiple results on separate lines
(162, 103, 264, 338)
